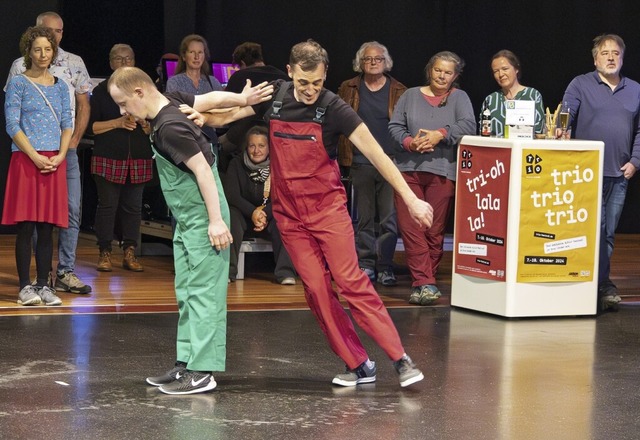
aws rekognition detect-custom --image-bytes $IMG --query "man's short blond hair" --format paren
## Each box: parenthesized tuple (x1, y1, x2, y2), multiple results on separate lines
(108, 66, 154, 94)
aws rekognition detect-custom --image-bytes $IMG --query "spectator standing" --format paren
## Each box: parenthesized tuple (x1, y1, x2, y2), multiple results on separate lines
(337, 41, 406, 286)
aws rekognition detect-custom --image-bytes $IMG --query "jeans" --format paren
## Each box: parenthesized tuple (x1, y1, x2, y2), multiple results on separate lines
(57, 148, 81, 275)
(598, 175, 628, 289)
(350, 163, 398, 272)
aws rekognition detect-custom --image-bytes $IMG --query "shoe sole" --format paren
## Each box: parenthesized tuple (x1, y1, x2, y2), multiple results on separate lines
(158, 380, 217, 395)
(123, 264, 144, 272)
(55, 285, 92, 294)
(146, 378, 168, 387)
(400, 372, 424, 387)
(17, 298, 42, 306)
(97, 267, 113, 272)
(332, 375, 377, 387)
(419, 296, 440, 306)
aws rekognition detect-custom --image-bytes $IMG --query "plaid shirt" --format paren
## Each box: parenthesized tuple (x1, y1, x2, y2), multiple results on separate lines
(91, 156, 153, 184)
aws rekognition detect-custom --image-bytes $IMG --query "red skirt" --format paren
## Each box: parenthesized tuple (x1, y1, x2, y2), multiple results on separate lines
(1, 151, 68, 227)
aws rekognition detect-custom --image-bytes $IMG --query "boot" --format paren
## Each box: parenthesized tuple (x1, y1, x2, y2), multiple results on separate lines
(123, 246, 144, 272)
(97, 250, 112, 272)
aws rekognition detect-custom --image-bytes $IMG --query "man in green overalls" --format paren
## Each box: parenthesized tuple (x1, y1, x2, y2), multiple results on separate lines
(108, 67, 273, 395)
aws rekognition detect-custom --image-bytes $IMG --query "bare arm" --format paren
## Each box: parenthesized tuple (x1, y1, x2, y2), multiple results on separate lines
(50, 128, 73, 168)
(192, 79, 272, 112)
(70, 92, 90, 148)
(180, 105, 256, 128)
(182, 152, 233, 250)
(349, 123, 433, 228)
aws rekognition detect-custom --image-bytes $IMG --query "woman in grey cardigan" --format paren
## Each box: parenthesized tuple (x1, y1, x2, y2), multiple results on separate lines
(389, 51, 475, 306)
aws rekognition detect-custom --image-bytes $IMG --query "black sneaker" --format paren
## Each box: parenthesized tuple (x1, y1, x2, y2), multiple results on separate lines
(146, 364, 187, 386)
(159, 371, 217, 395)
(394, 355, 424, 387)
(332, 361, 376, 387)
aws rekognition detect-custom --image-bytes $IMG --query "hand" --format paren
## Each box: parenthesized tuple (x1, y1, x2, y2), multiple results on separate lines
(208, 219, 233, 250)
(120, 115, 137, 131)
(49, 152, 66, 169)
(241, 80, 274, 106)
(621, 162, 637, 180)
(252, 207, 268, 231)
(31, 153, 56, 173)
(138, 119, 152, 134)
(407, 197, 434, 229)
(179, 104, 205, 127)
(415, 129, 443, 152)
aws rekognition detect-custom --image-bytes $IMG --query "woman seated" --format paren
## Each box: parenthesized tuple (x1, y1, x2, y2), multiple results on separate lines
(480, 49, 545, 137)
(223, 126, 296, 284)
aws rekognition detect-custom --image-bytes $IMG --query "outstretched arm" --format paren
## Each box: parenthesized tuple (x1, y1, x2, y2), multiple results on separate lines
(192, 79, 273, 112)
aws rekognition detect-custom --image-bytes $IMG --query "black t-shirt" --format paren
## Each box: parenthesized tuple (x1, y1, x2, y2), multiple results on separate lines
(253, 80, 362, 159)
(225, 65, 288, 93)
(150, 91, 215, 172)
(222, 66, 290, 148)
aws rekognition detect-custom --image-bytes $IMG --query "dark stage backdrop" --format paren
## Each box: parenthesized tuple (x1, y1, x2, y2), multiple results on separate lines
(2, 0, 640, 230)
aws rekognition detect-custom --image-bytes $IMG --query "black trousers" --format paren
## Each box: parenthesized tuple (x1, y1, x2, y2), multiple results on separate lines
(93, 175, 145, 251)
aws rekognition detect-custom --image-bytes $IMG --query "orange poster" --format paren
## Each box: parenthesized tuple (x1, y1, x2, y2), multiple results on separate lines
(517, 149, 599, 282)
(454, 145, 511, 281)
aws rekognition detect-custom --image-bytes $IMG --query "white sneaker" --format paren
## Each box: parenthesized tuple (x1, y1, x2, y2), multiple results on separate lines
(17, 285, 42, 306)
(38, 286, 62, 306)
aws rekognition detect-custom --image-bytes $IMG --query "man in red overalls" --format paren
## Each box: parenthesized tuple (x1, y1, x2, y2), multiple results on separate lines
(193, 40, 434, 388)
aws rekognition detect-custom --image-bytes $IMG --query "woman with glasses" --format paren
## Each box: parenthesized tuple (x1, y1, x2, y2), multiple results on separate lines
(337, 41, 406, 287)
(389, 51, 475, 306)
(86, 44, 153, 272)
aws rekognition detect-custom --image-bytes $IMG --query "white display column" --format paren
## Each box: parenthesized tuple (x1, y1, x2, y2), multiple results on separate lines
(451, 136, 604, 317)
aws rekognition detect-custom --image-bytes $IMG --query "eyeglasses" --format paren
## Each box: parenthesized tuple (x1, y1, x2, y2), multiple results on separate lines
(112, 56, 134, 63)
(363, 56, 385, 64)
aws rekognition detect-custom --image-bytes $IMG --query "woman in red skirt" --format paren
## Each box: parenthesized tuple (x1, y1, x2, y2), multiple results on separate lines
(2, 26, 73, 306)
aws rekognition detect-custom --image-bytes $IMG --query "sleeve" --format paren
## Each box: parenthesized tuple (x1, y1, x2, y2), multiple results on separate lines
(388, 92, 412, 153)
(209, 76, 223, 91)
(4, 78, 24, 138)
(562, 77, 582, 132)
(87, 82, 107, 135)
(156, 119, 202, 165)
(222, 158, 257, 218)
(533, 89, 545, 135)
(443, 91, 476, 145)
(59, 81, 73, 130)
(328, 93, 362, 138)
(71, 55, 92, 95)
(165, 91, 196, 108)
(3, 58, 25, 93)
(165, 75, 179, 93)
(630, 86, 640, 168)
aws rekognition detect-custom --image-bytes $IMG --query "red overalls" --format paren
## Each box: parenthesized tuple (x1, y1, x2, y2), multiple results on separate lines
(268, 86, 405, 369)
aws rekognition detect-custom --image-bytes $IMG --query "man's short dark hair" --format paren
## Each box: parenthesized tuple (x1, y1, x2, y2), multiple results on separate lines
(233, 42, 264, 67)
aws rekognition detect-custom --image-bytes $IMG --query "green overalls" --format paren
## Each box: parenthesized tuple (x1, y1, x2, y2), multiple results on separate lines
(152, 146, 230, 372)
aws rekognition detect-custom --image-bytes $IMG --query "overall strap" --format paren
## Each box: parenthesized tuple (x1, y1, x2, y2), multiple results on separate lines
(269, 82, 291, 119)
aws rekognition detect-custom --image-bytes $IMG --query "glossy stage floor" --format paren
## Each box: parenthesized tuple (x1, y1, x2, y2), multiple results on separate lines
(0, 234, 639, 440)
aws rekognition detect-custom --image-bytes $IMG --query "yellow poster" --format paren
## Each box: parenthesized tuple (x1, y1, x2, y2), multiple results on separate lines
(517, 149, 599, 282)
